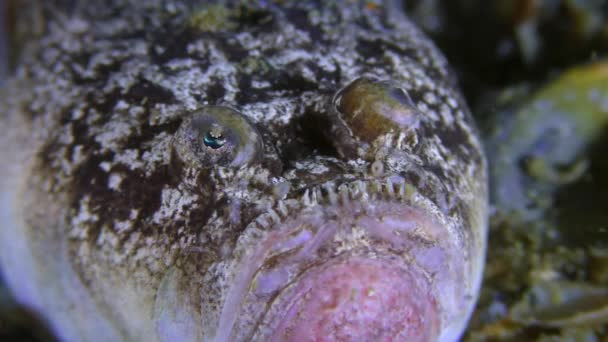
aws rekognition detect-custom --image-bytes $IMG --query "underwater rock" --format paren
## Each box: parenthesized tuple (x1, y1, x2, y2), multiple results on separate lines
(485, 60, 608, 221)
(510, 280, 608, 327)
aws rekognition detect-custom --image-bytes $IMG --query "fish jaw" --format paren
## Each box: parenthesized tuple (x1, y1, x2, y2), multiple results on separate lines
(202, 187, 473, 342)
(265, 256, 440, 342)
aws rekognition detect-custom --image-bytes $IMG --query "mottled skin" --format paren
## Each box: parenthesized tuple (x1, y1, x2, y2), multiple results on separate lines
(0, 1, 487, 341)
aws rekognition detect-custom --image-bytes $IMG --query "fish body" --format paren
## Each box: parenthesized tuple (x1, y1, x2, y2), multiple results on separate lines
(0, 1, 488, 341)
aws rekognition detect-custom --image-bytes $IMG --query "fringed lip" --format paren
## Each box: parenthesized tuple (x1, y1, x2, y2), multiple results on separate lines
(213, 182, 467, 341)
(261, 255, 440, 342)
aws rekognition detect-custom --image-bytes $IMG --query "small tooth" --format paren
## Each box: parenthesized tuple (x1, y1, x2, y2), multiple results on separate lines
(248, 222, 260, 232)
(410, 133, 419, 148)
(313, 187, 322, 204)
(338, 184, 350, 205)
(385, 178, 395, 198)
(302, 189, 313, 206)
(277, 201, 289, 218)
(371, 180, 382, 196)
(359, 181, 370, 201)
(323, 183, 338, 205)
(397, 132, 406, 149)
(384, 133, 394, 148)
(396, 181, 406, 200)
(268, 209, 281, 224)
(348, 183, 358, 200)
(329, 193, 338, 205)
(350, 181, 361, 199)
(358, 180, 367, 195)
(256, 215, 270, 230)
(285, 199, 301, 212)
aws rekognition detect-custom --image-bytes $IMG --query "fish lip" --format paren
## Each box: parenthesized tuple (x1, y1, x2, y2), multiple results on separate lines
(214, 177, 466, 341)
(254, 253, 441, 341)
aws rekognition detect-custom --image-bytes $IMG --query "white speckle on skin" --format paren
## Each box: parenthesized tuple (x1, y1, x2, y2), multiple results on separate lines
(424, 92, 438, 105)
(100, 162, 112, 172)
(241, 95, 313, 124)
(294, 161, 330, 175)
(97, 227, 120, 248)
(149, 103, 185, 126)
(252, 80, 271, 89)
(424, 137, 448, 166)
(152, 40, 239, 108)
(108, 173, 123, 191)
(129, 105, 146, 117)
(274, 49, 313, 66)
(315, 53, 338, 73)
(72, 106, 86, 120)
(439, 104, 454, 125)
(152, 188, 199, 224)
(113, 149, 144, 171)
(426, 109, 440, 122)
(447, 97, 459, 109)
(103, 59, 147, 93)
(115, 100, 130, 111)
(72, 145, 86, 165)
(141, 133, 172, 176)
(417, 101, 429, 113)
(114, 219, 133, 234)
(69, 196, 99, 240)
(94, 119, 135, 152)
(165, 58, 198, 71)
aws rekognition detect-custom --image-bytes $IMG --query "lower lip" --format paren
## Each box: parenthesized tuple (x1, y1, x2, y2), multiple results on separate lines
(266, 255, 440, 342)
(215, 199, 465, 341)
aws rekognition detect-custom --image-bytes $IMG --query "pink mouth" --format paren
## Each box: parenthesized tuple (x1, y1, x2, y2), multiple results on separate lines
(215, 198, 464, 341)
(269, 256, 439, 342)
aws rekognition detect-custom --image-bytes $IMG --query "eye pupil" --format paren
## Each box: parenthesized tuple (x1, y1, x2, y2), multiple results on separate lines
(203, 131, 226, 149)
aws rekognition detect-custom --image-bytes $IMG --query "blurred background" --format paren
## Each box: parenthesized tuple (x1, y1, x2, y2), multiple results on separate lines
(0, 0, 7, 86)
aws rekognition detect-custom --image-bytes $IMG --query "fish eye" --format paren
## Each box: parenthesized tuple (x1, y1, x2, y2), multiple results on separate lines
(173, 106, 263, 168)
(333, 77, 421, 142)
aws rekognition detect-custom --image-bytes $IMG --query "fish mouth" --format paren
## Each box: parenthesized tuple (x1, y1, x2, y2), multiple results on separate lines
(259, 255, 440, 341)
(215, 177, 464, 341)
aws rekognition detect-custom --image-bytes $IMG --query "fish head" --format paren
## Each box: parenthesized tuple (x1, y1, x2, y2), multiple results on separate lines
(0, 2, 487, 342)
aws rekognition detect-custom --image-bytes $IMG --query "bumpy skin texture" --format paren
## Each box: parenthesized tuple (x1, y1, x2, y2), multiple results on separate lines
(0, 1, 488, 341)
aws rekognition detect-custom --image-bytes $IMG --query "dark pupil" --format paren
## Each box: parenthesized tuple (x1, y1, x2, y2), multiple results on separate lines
(203, 131, 226, 149)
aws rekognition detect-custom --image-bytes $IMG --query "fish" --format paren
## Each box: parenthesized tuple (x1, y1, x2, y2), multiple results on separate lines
(0, 1, 488, 341)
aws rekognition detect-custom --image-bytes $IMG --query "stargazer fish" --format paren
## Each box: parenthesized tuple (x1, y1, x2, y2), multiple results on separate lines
(0, 1, 488, 341)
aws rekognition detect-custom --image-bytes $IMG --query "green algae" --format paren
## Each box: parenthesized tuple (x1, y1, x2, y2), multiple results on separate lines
(467, 60, 608, 341)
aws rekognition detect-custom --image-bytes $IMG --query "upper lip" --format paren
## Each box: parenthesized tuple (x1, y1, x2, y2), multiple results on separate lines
(216, 178, 450, 340)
